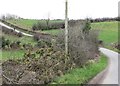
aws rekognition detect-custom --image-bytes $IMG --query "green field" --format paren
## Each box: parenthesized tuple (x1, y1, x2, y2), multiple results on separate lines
(6, 19, 63, 30)
(6, 19, 39, 30)
(91, 21, 118, 44)
(2, 33, 36, 45)
(1, 50, 25, 61)
(92, 21, 118, 51)
(52, 55, 108, 84)
(1, 33, 37, 60)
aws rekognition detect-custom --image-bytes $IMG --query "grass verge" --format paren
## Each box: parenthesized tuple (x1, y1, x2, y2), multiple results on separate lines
(1, 50, 25, 61)
(52, 55, 108, 84)
(2, 33, 36, 45)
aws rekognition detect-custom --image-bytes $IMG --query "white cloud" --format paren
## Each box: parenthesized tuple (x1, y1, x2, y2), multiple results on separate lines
(0, 0, 119, 19)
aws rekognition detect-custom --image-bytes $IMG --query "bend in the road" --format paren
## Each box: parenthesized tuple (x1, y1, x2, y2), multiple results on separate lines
(99, 47, 119, 84)
(0, 22, 33, 37)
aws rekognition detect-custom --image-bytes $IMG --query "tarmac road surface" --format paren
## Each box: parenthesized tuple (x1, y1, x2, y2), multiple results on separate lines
(99, 47, 119, 84)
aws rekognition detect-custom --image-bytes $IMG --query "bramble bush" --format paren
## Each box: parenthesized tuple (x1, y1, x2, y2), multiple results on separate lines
(2, 46, 75, 84)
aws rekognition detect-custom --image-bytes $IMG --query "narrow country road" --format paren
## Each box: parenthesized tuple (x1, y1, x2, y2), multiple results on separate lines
(0, 22, 33, 37)
(99, 47, 119, 84)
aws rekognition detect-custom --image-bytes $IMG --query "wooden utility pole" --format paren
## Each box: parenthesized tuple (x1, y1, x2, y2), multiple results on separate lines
(65, 0, 68, 55)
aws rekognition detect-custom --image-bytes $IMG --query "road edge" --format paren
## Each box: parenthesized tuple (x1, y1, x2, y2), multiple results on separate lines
(88, 54, 110, 84)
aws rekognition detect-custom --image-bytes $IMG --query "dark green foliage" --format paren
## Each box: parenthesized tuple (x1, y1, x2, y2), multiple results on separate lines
(32, 22, 47, 31)
(82, 19, 91, 34)
(32, 22, 46, 31)
(1, 37, 6, 48)
(89, 17, 119, 22)
(1, 37, 10, 48)
(32, 21, 64, 31)
(32, 23, 37, 31)
(1, 35, 33, 50)
(5, 39, 10, 46)
(16, 41, 21, 45)
(0, 37, 2, 48)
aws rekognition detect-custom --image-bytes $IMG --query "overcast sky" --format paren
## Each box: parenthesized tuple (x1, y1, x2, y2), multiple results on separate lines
(0, 0, 119, 19)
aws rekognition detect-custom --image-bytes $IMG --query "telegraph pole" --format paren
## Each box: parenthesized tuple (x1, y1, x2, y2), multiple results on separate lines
(65, 0, 68, 55)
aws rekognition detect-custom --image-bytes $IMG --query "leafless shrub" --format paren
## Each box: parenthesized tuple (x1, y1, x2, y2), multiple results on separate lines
(55, 21, 99, 66)
(33, 34, 40, 41)
(33, 33, 52, 42)
(53, 30, 65, 51)
(68, 22, 98, 66)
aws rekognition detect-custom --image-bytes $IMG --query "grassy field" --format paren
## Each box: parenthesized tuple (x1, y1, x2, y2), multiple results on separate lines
(1, 32, 37, 60)
(6, 19, 39, 30)
(92, 21, 118, 51)
(6, 19, 63, 30)
(1, 50, 25, 61)
(52, 55, 108, 84)
(91, 21, 118, 44)
(2, 33, 36, 45)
